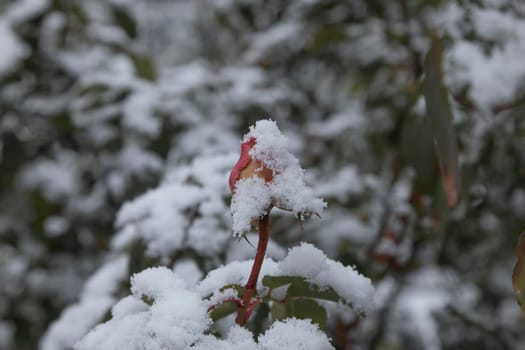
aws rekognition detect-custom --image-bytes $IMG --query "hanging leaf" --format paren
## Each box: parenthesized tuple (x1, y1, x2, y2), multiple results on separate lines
(512, 230, 525, 319)
(422, 36, 460, 207)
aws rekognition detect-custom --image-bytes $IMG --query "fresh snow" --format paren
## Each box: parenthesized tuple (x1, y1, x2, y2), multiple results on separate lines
(75, 244, 372, 350)
(276, 243, 375, 314)
(231, 120, 326, 236)
(113, 153, 236, 257)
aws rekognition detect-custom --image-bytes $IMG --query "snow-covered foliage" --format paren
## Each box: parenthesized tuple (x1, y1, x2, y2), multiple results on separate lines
(75, 241, 370, 350)
(2, 0, 525, 349)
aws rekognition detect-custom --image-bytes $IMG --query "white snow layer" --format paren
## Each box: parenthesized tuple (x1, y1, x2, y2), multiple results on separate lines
(76, 265, 336, 350)
(75, 243, 372, 349)
(114, 153, 235, 257)
(231, 120, 326, 236)
(197, 242, 374, 313)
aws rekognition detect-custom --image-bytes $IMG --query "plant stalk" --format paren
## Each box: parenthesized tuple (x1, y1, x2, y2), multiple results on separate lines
(235, 213, 270, 325)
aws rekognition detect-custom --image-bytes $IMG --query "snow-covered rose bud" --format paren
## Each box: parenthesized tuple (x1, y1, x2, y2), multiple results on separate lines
(230, 119, 326, 237)
(229, 138, 273, 193)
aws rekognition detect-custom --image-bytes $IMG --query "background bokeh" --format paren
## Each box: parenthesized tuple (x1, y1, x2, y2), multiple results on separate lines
(1, 0, 525, 349)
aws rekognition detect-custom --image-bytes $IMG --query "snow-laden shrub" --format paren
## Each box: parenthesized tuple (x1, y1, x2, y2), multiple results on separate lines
(76, 241, 372, 350)
(43, 120, 375, 349)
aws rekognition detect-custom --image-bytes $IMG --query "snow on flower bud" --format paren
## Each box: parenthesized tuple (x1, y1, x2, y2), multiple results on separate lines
(228, 138, 273, 193)
(230, 119, 326, 237)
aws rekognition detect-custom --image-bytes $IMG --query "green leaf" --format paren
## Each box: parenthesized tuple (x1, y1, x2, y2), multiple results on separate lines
(130, 53, 157, 81)
(309, 25, 346, 52)
(262, 275, 339, 302)
(111, 5, 137, 38)
(422, 35, 460, 207)
(279, 299, 327, 329)
(513, 230, 525, 319)
(401, 114, 438, 191)
(209, 301, 238, 321)
(262, 275, 305, 289)
(270, 301, 287, 321)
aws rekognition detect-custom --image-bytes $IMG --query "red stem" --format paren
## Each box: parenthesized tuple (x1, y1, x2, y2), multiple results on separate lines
(235, 213, 270, 325)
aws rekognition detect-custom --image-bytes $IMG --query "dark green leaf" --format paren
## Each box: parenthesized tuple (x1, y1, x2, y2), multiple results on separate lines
(131, 53, 157, 81)
(111, 6, 137, 38)
(422, 35, 460, 207)
(262, 275, 305, 289)
(284, 299, 327, 329)
(263, 275, 339, 302)
(209, 301, 237, 321)
(270, 301, 287, 321)
(513, 230, 525, 319)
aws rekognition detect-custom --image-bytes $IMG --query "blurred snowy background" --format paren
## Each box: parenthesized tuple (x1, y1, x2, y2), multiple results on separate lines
(1, 0, 525, 349)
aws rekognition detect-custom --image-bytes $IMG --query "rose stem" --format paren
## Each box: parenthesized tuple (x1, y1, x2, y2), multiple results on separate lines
(236, 213, 270, 325)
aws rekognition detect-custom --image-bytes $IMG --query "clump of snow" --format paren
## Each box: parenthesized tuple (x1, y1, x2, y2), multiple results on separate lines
(197, 259, 279, 298)
(258, 318, 334, 350)
(116, 183, 204, 256)
(74, 265, 342, 350)
(231, 120, 326, 236)
(173, 259, 203, 287)
(19, 153, 80, 202)
(76, 267, 211, 350)
(276, 243, 374, 314)
(114, 153, 235, 258)
(122, 90, 161, 137)
(197, 242, 373, 314)
(231, 177, 273, 236)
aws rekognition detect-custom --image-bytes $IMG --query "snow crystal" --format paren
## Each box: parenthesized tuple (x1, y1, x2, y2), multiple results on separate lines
(231, 120, 326, 236)
(258, 318, 334, 350)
